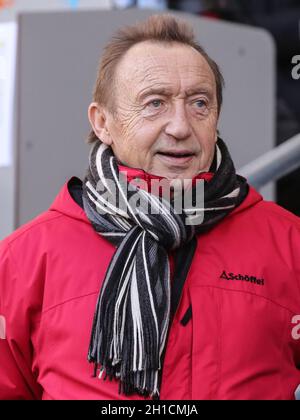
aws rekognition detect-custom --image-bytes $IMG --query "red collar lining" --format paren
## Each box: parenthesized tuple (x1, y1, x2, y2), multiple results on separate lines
(118, 165, 214, 186)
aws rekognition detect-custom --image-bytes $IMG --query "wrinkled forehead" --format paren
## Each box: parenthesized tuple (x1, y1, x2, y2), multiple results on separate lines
(114, 41, 216, 98)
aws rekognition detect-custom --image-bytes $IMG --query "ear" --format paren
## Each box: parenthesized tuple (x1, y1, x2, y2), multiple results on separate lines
(88, 102, 112, 146)
(215, 130, 219, 142)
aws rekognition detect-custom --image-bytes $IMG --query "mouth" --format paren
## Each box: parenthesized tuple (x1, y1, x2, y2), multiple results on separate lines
(156, 150, 196, 165)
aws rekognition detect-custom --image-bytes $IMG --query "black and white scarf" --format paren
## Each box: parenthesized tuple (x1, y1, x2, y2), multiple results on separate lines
(82, 138, 249, 398)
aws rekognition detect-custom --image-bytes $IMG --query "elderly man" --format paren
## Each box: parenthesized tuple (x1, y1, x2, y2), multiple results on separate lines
(1, 14, 300, 401)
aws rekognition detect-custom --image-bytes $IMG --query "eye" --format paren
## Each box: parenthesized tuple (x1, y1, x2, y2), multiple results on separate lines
(148, 99, 163, 108)
(194, 99, 207, 108)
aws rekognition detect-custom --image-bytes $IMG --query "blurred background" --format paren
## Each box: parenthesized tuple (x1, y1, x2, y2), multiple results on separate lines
(0, 0, 299, 240)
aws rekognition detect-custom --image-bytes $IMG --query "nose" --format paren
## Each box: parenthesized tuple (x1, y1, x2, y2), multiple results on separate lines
(164, 101, 192, 140)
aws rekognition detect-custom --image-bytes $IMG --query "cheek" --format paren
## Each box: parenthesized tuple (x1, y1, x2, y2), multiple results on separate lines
(195, 127, 216, 148)
(118, 109, 144, 140)
(193, 113, 218, 144)
(123, 118, 160, 152)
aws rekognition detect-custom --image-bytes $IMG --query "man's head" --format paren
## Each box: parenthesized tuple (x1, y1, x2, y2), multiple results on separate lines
(88, 14, 224, 180)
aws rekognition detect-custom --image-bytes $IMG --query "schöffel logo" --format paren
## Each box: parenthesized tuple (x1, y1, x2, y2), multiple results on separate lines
(220, 270, 265, 286)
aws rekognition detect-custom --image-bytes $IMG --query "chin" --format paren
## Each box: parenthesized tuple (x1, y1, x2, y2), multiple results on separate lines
(149, 162, 199, 180)
(163, 170, 196, 180)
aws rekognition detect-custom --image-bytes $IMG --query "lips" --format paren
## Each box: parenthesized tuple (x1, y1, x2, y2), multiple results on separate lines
(157, 150, 194, 158)
(156, 150, 195, 165)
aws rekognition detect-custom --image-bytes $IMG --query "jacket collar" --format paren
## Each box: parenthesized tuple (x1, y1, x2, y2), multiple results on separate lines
(49, 167, 263, 224)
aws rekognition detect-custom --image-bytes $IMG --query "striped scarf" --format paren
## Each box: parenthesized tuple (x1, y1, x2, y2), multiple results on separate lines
(82, 137, 248, 398)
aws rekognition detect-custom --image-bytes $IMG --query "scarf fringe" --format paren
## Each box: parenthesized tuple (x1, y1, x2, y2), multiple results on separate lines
(91, 361, 160, 399)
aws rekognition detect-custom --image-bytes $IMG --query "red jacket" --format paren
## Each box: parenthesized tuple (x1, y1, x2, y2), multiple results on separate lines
(1, 176, 300, 400)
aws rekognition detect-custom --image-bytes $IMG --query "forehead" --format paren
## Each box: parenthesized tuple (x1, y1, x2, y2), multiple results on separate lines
(115, 41, 216, 97)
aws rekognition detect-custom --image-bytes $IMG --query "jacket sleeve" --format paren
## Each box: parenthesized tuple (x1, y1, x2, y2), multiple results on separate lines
(0, 239, 42, 400)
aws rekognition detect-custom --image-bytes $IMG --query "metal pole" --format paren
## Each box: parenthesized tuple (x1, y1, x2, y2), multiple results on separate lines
(239, 133, 300, 189)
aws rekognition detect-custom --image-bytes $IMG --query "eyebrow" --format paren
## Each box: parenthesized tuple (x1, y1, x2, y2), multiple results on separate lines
(138, 87, 172, 101)
(137, 86, 213, 101)
(186, 87, 213, 97)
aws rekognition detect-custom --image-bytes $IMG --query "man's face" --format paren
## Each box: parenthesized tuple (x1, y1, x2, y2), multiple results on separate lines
(96, 41, 219, 180)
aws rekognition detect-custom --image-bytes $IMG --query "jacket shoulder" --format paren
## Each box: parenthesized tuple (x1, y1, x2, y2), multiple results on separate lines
(255, 200, 300, 229)
(1, 210, 65, 248)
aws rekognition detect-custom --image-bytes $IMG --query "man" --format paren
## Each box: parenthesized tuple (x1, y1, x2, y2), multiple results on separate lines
(0, 14, 300, 400)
